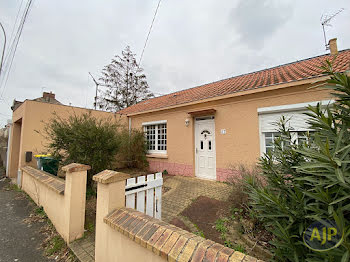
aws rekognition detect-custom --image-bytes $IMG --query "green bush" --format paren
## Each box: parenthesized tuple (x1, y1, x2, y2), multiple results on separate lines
(117, 128, 148, 169)
(245, 62, 350, 261)
(45, 113, 148, 188)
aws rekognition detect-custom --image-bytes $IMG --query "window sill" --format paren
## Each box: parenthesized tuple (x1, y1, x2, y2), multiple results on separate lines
(146, 153, 168, 159)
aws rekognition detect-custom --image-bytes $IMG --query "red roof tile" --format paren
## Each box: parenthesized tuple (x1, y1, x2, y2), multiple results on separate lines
(120, 49, 350, 115)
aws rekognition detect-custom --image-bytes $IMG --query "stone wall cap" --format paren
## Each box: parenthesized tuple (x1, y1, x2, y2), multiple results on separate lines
(104, 207, 261, 262)
(93, 170, 130, 184)
(21, 166, 65, 195)
(62, 163, 91, 173)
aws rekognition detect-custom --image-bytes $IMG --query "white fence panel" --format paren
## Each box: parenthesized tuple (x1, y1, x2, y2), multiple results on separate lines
(154, 173, 162, 220)
(125, 177, 136, 209)
(125, 172, 163, 219)
(146, 174, 154, 217)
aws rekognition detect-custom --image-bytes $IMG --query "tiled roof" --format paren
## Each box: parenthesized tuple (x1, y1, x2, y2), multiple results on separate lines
(120, 49, 350, 115)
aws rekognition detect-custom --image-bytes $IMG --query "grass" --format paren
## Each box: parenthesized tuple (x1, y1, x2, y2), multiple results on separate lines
(215, 218, 228, 234)
(85, 221, 95, 233)
(8, 183, 22, 192)
(230, 207, 243, 221)
(194, 230, 205, 238)
(233, 243, 246, 253)
(46, 236, 65, 256)
(193, 222, 205, 238)
(35, 206, 47, 218)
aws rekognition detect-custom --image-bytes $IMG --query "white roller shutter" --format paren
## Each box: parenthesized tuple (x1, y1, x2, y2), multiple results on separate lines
(258, 100, 333, 155)
(258, 100, 333, 133)
(259, 109, 312, 132)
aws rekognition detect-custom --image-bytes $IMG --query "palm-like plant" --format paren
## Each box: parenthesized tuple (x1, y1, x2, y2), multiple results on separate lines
(246, 61, 350, 261)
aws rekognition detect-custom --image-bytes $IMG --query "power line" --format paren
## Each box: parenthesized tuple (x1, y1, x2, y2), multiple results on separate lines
(0, 0, 34, 98)
(138, 0, 162, 66)
(4, 0, 24, 64)
(0, 22, 6, 76)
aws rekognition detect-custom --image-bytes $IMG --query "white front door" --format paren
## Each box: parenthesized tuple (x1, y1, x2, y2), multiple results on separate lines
(195, 117, 216, 180)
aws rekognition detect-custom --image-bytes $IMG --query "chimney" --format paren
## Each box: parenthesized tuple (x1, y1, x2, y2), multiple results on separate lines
(329, 38, 338, 55)
(43, 91, 55, 101)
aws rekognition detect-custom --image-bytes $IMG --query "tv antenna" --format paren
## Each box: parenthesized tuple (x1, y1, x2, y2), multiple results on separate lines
(88, 72, 106, 110)
(321, 8, 344, 50)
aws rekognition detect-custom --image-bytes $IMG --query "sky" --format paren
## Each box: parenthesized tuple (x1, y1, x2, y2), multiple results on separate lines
(0, 0, 349, 126)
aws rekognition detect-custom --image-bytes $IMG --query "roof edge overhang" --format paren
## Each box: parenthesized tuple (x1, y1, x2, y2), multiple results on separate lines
(126, 74, 331, 117)
(187, 109, 216, 117)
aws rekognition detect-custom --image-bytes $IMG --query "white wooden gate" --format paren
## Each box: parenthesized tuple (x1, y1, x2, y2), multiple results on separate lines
(125, 173, 163, 219)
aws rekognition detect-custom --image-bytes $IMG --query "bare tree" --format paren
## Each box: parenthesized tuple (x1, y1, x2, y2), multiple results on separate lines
(97, 46, 154, 111)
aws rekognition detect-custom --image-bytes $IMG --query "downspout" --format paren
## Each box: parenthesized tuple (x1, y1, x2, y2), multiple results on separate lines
(5, 122, 12, 177)
(128, 116, 131, 135)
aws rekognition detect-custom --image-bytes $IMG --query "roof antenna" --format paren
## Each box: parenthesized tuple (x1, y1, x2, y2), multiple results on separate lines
(321, 8, 344, 50)
(89, 72, 102, 110)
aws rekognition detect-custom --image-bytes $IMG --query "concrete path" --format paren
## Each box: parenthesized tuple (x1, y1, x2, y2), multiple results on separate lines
(0, 177, 52, 262)
(162, 175, 232, 223)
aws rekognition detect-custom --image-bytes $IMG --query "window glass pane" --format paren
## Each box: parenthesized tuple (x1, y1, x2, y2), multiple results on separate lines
(145, 125, 156, 150)
(157, 123, 167, 151)
(265, 138, 273, 147)
(297, 131, 313, 145)
(265, 132, 273, 138)
(208, 140, 212, 150)
(264, 132, 282, 153)
(200, 141, 204, 150)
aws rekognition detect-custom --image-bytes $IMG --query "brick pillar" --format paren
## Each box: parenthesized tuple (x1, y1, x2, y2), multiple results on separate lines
(93, 170, 130, 262)
(62, 163, 91, 243)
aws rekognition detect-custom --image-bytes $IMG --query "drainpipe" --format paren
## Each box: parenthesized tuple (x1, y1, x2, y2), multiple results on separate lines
(128, 116, 131, 135)
(5, 122, 12, 177)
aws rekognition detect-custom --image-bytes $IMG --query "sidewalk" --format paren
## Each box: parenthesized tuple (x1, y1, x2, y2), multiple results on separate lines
(0, 177, 53, 262)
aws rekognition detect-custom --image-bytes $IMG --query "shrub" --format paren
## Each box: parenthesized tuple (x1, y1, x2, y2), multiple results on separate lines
(245, 62, 350, 261)
(228, 164, 263, 211)
(117, 128, 148, 169)
(45, 112, 148, 189)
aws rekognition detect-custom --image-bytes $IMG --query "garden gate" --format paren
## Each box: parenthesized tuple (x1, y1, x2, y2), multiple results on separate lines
(125, 173, 163, 219)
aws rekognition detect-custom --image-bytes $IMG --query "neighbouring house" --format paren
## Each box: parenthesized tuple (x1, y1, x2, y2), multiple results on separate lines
(7, 91, 123, 182)
(119, 39, 350, 182)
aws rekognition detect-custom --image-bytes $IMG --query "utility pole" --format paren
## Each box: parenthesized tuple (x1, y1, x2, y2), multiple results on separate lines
(89, 72, 101, 110)
(0, 22, 6, 77)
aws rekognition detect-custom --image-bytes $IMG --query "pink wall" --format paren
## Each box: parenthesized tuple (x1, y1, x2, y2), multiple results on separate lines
(149, 160, 244, 183)
(148, 160, 193, 177)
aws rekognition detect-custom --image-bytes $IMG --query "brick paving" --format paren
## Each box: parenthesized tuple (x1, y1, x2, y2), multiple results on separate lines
(69, 234, 95, 262)
(70, 175, 232, 261)
(162, 175, 232, 223)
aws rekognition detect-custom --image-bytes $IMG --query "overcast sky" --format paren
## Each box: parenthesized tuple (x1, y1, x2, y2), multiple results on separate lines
(0, 0, 349, 126)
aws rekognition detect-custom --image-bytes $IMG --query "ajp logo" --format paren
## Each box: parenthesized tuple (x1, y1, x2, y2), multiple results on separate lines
(303, 219, 343, 251)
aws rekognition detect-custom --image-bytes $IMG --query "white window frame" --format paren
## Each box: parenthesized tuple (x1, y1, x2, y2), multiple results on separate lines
(262, 131, 313, 154)
(142, 120, 167, 154)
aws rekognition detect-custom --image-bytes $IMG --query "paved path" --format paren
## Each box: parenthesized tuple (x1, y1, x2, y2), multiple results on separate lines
(68, 175, 232, 262)
(0, 177, 52, 262)
(162, 175, 232, 223)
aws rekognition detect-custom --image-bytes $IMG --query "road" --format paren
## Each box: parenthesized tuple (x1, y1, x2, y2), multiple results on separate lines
(0, 176, 52, 262)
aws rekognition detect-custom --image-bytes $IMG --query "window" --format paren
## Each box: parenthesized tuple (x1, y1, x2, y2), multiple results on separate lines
(297, 131, 313, 145)
(264, 132, 280, 154)
(263, 131, 313, 154)
(143, 121, 167, 154)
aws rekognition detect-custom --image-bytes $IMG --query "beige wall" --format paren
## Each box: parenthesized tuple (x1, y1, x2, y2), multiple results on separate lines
(8, 100, 126, 179)
(94, 171, 165, 262)
(130, 83, 333, 178)
(21, 165, 89, 243)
